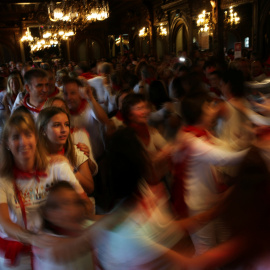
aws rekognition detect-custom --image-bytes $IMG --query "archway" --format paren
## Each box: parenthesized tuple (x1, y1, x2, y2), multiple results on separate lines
(171, 18, 189, 56)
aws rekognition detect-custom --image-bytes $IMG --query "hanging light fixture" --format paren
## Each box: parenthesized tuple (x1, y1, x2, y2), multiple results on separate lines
(48, 0, 109, 30)
(157, 24, 167, 37)
(139, 27, 149, 38)
(224, 6, 240, 27)
(197, 10, 212, 32)
(21, 28, 34, 42)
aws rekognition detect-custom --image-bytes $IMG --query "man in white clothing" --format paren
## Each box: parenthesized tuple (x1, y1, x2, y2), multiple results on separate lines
(11, 68, 49, 120)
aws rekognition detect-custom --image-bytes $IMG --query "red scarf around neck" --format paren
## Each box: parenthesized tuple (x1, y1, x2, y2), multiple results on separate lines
(69, 99, 88, 115)
(23, 93, 43, 113)
(14, 166, 47, 183)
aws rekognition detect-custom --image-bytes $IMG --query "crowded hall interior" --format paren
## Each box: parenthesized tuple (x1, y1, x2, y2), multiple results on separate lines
(0, 0, 270, 269)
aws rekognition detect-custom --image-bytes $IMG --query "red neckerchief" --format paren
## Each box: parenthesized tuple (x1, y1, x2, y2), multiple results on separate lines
(81, 72, 96, 80)
(11, 173, 36, 269)
(56, 147, 65, 155)
(115, 110, 123, 121)
(22, 93, 44, 113)
(144, 78, 155, 85)
(182, 125, 210, 139)
(14, 167, 47, 183)
(69, 99, 88, 116)
(47, 86, 60, 98)
(129, 122, 150, 146)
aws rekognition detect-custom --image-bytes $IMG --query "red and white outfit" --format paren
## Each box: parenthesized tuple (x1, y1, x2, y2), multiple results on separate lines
(11, 93, 41, 121)
(71, 128, 98, 176)
(0, 161, 84, 269)
(172, 126, 248, 255)
(69, 99, 105, 160)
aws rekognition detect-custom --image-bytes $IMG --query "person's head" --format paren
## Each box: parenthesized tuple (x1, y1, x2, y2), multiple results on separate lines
(181, 92, 213, 127)
(43, 96, 69, 113)
(42, 181, 87, 233)
(24, 68, 49, 105)
(16, 62, 23, 72)
(121, 93, 150, 125)
(107, 127, 150, 201)
(251, 60, 264, 77)
(7, 73, 24, 96)
(44, 69, 56, 95)
(208, 70, 223, 89)
(171, 77, 187, 100)
(100, 62, 113, 75)
(62, 77, 83, 111)
(0, 112, 47, 177)
(148, 80, 170, 110)
(37, 107, 76, 166)
(221, 68, 245, 98)
(0, 64, 9, 77)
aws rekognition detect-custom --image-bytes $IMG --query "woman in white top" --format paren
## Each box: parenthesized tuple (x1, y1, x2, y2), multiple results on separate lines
(36, 107, 94, 195)
(0, 111, 85, 270)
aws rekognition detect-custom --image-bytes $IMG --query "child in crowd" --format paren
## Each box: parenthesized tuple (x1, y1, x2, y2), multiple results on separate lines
(34, 181, 96, 270)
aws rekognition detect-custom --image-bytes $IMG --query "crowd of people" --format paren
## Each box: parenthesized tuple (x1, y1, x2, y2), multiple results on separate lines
(0, 51, 270, 269)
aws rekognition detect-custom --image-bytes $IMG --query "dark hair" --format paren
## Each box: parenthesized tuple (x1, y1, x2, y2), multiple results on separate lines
(62, 77, 83, 93)
(222, 68, 245, 97)
(172, 77, 187, 99)
(24, 68, 48, 85)
(42, 181, 85, 234)
(149, 80, 170, 110)
(107, 127, 150, 200)
(181, 92, 211, 125)
(121, 93, 146, 124)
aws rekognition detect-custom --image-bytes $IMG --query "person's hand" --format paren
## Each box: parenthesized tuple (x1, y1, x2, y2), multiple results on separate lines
(76, 143, 90, 157)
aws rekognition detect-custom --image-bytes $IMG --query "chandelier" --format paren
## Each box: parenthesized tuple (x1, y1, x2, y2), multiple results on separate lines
(21, 26, 76, 52)
(139, 27, 149, 38)
(157, 24, 167, 37)
(21, 28, 34, 42)
(197, 10, 212, 32)
(48, 0, 109, 30)
(224, 6, 240, 27)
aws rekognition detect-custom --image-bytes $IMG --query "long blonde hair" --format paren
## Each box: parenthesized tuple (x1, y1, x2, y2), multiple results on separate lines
(36, 107, 76, 167)
(6, 73, 24, 96)
(0, 111, 48, 178)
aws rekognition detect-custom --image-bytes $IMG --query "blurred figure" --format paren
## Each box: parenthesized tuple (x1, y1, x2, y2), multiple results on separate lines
(34, 181, 95, 270)
(251, 60, 266, 82)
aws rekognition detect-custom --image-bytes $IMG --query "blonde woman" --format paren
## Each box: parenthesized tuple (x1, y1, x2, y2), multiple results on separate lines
(0, 111, 85, 270)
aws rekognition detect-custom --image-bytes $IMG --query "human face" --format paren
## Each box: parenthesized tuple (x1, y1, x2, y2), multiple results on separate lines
(9, 78, 20, 95)
(63, 82, 81, 111)
(129, 101, 150, 124)
(45, 113, 70, 147)
(45, 189, 85, 232)
(26, 77, 49, 106)
(7, 127, 37, 166)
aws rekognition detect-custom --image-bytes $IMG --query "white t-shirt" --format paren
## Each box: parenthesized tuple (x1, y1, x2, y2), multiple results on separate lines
(71, 129, 98, 176)
(0, 161, 84, 236)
